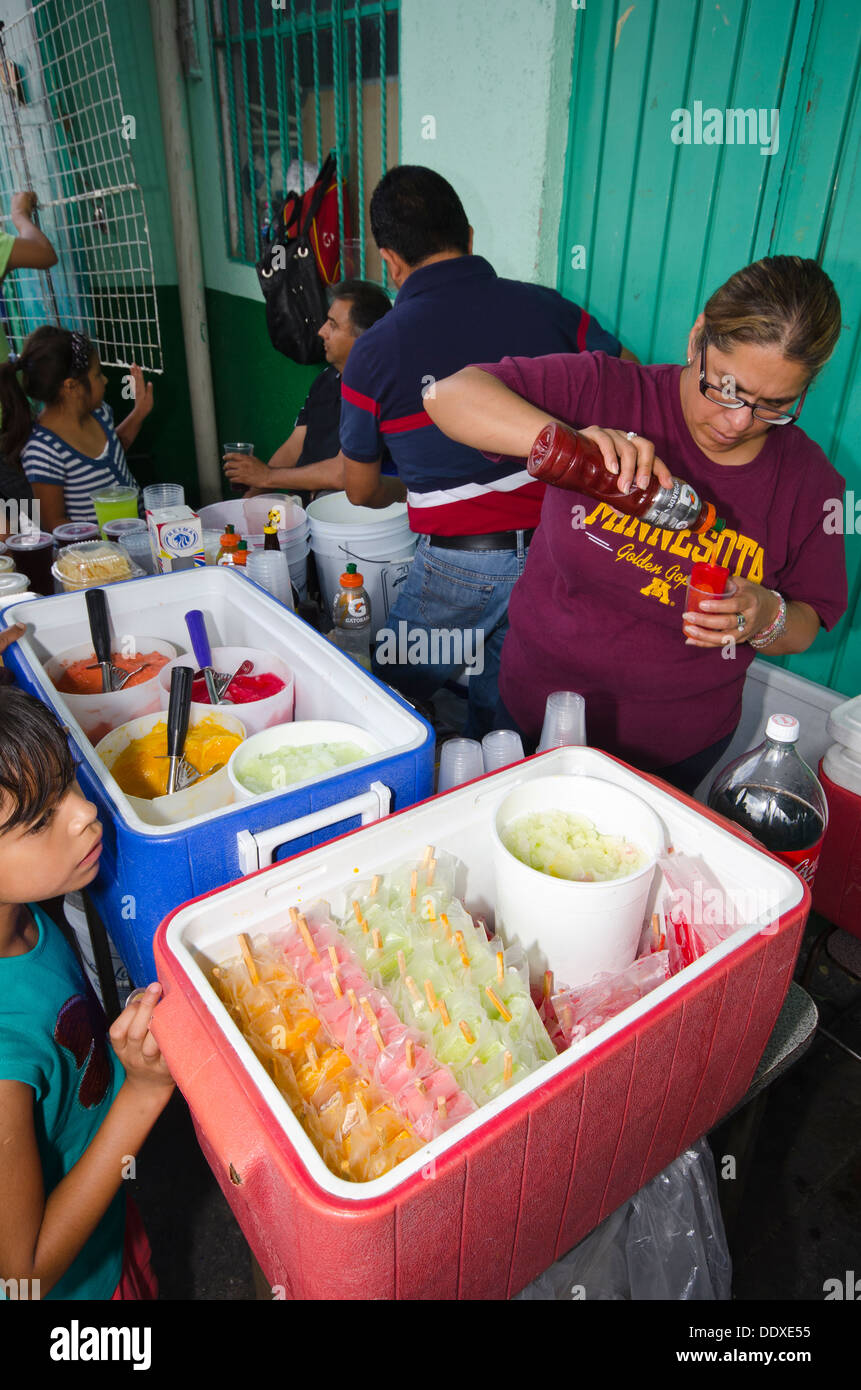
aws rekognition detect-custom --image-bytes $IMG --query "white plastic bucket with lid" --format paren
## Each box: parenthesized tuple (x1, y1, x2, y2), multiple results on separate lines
(305, 492, 416, 630)
(490, 774, 664, 990)
(199, 499, 309, 599)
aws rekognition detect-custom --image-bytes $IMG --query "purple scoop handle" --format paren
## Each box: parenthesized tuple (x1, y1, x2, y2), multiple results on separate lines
(185, 610, 212, 670)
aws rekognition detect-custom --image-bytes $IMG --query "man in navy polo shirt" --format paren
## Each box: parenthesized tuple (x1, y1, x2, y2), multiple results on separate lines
(339, 166, 632, 738)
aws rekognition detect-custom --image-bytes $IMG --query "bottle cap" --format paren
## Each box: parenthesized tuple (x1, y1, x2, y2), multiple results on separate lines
(340, 561, 363, 587)
(237, 540, 248, 551)
(766, 713, 799, 742)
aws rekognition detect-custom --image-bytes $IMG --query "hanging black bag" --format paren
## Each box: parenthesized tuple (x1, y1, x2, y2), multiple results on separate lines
(256, 163, 333, 364)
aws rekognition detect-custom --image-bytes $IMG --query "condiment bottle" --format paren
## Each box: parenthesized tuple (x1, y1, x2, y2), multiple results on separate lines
(233, 539, 249, 567)
(263, 524, 280, 551)
(527, 422, 726, 536)
(216, 524, 239, 565)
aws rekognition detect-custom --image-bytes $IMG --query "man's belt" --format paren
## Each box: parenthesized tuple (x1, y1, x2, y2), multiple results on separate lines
(426, 528, 536, 552)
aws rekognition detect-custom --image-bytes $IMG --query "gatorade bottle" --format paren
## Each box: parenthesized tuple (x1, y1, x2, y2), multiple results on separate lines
(332, 563, 372, 669)
(216, 524, 240, 565)
(527, 422, 725, 536)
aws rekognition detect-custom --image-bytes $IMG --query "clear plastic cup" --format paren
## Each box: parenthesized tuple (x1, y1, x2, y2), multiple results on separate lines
(115, 526, 156, 576)
(245, 550, 294, 609)
(537, 691, 586, 751)
(102, 517, 148, 544)
(202, 529, 223, 566)
(684, 572, 735, 621)
(91, 484, 139, 533)
(224, 442, 254, 496)
(53, 522, 101, 549)
(0, 572, 31, 596)
(437, 737, 485, 793)
(0, 555, 15, 574)
(481, 728, 525, 772)
(143, 483, 185, 512)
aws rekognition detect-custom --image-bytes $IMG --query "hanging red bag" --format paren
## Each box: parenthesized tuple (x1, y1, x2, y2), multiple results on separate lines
(281, 152, 352, 286)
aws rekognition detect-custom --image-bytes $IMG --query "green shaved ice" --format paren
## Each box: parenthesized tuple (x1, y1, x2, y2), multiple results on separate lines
(237, 741, 368, 794)
(501, 810, 648, 882)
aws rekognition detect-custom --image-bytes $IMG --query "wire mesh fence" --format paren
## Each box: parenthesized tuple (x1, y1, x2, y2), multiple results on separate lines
(0, 0, 162, 371)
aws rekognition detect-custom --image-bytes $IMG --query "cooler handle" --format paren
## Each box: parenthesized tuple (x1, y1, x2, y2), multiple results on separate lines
(235, 780, 392, 874)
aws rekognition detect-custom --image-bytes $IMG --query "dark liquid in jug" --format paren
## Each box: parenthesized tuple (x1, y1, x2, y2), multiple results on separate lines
(709, 785, 825, 854)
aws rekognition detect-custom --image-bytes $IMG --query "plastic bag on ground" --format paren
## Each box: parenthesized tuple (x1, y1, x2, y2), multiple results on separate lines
(515, 1138, 731, 1300)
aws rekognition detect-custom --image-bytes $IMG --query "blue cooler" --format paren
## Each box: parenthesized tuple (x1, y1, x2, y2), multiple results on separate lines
(2, 567, 434, 982)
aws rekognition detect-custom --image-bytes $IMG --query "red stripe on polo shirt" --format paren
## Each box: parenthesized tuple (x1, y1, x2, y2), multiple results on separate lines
(577, 310, 590, 352)
(407, 484, 545, 536)
(341, 381, 380, 415)
(379, 410, 433, 435)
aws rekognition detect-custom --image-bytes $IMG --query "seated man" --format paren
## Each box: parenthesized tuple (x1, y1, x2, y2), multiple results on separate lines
(224, 279, 393, 498)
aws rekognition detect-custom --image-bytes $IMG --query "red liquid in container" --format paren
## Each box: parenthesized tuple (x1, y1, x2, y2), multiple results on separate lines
(191, 671, 285, 705)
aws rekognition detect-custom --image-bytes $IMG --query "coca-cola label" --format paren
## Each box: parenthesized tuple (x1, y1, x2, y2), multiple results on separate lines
(776, 835, 824, 886)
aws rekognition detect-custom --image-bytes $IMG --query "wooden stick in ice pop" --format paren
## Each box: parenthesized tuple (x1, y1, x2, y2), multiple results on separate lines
(503, 1051, 513, 1082)
(347, 987, 359, 1013)
(405, 1038, 416, 1069)
(330, 972, 343, 999)
(370, 875, 381, 896)
(485, 985, 513, 1022)
(424, 978, 438, 1011)
(543, 970, 553, 1002)
(409, 870, 417, 911)
(422, 844, 434, 867)
(237, 934, 260, 985)
(440, 912, 452, 941)
(426, 858, 436, 886)
(496, 951, 505, 984)
(352, 899, 368, 932)
(397, 950, 406, 977)
(438, 998, 451, 1027)
(327, 943, 340, 972)
(360, 993, 385, 1053)
(437, 1094, 447, 1121)
(405, 976, 421, 1002)
(372, 927, 383, 950)
(460, 1020, 475, 1045)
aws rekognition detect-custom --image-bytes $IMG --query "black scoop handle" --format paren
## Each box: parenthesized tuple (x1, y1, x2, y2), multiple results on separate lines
(167, 665, 192, 761)
(85, 588, 111, 668)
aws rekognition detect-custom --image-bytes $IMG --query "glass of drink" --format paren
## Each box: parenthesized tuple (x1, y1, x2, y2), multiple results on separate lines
(224, 441, 254, 496)
(91, 485, 139, 535)
(684, 562, 732, 620)
(5, 531, 56, 594)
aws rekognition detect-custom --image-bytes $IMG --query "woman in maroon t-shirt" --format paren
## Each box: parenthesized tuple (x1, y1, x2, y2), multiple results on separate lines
(426, 256, 847, 792)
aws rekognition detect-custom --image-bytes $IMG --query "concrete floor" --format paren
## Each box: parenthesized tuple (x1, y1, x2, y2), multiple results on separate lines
(128, 909, 861, 1301)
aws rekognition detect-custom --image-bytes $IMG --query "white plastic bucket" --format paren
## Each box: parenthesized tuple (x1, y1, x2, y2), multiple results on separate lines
(199, 500, 310, 600)
(305, 492, 416, 630)
(490, 774, 664, 990)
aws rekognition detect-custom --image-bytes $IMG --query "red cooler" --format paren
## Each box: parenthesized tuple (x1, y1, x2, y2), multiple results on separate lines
(152, 747, 809, 1300)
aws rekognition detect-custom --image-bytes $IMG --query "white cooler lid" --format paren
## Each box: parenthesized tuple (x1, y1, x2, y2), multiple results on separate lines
(823, 741, 861, 797)
(826, 693, 861, 754)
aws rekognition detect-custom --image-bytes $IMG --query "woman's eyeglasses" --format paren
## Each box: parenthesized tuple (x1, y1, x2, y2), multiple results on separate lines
(698, 340, 807, 425)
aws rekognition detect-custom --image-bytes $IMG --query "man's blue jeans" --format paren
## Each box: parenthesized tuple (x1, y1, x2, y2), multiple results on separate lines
(372, 533, 530, 740)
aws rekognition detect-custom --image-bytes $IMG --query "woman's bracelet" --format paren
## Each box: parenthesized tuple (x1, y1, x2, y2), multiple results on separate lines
(749, 591, 787, 649)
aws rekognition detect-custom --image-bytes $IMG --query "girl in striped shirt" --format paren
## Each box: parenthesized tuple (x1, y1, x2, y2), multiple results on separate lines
(0, 326, 154, 529)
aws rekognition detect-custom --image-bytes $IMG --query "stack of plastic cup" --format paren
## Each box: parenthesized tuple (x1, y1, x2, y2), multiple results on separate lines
(245, 550, 294, 609)
(481, 728, 525, 772)
(437, 737, 485, 792)
(142, 483, 185, 512)
(0, 555, 14, 575)
(112, 522, 156, 576)
(537, 691, 587, 751)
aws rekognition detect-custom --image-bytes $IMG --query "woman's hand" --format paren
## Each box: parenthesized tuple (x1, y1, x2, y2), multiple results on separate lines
(109, 984, 174, 1095)
(578, 426, 675, 495)
(683, 578, 779, 648)
(129, 364, 154, 418)
(223, 453, 270, 489)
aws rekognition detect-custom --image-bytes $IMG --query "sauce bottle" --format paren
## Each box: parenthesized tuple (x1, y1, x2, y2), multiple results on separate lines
(263, 524, 280, 551)
(527, 423, 725, 536)
(216, 524, 240, 565)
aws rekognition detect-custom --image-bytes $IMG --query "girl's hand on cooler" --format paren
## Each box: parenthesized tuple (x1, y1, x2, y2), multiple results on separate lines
(109, 983, 174, 1094)
(578, 426, 675, 495)
(683, 578, 778, 648)
(129, 364, 154, 418)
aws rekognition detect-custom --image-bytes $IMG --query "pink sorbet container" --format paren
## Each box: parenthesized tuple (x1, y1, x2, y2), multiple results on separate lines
(157, 645, 295, 737)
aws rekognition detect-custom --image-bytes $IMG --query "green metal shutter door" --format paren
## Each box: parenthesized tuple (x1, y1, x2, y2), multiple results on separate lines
(558, 0, 860, 694)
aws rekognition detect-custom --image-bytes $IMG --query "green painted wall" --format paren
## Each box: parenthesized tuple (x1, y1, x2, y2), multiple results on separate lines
(558, 0, 861, 696)
(399, 0, 574, 285)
